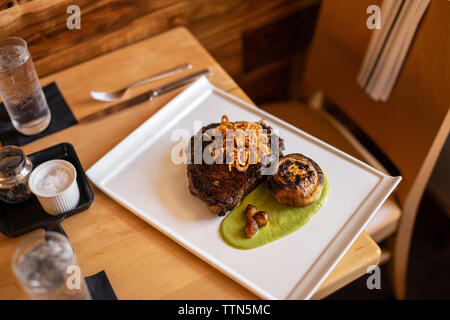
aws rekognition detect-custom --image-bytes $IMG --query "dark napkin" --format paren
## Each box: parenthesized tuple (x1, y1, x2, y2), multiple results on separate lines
(85, 270, 118, 300)
(0, 82, 77, 146)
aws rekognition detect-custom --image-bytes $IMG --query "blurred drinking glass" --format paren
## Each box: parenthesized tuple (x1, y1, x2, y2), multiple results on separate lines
(0, 37, 51, 135)
(11, 231, 92, 300)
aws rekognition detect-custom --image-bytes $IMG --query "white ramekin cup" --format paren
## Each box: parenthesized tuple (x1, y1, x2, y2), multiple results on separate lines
(28, 159, 80, 216)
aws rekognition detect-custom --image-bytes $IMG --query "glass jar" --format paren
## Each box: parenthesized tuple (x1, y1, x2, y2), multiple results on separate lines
(0, 145, 33, 203)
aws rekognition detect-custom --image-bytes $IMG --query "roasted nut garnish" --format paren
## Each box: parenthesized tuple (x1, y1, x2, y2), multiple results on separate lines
(245, 204, 258, 219)
(245, 219, 259, 238)
(244, 205, 269, 238)
(254, 211, 269, 227)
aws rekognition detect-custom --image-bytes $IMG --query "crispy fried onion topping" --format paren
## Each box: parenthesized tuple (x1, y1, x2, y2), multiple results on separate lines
(203, 115, 272, 172)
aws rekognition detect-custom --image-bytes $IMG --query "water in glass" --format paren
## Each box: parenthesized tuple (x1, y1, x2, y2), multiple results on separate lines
(0, 37, 51, 135)
(12, 231, 91, 300)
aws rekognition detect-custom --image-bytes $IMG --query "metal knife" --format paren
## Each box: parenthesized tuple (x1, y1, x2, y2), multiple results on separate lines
(79, 68, 211, 123)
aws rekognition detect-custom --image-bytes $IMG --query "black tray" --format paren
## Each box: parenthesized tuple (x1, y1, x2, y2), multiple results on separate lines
(0, 143, 94, 237)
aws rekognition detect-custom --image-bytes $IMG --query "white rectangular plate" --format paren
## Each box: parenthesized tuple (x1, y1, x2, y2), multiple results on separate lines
(87, 77, 401, 299)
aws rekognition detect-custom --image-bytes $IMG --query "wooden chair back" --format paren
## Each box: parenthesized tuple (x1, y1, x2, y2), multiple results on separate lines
(300, 0, 450, 208)
(301, 0, 450, 298)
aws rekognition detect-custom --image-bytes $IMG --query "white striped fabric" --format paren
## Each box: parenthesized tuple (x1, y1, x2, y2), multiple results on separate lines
(357, 0, 431, 102)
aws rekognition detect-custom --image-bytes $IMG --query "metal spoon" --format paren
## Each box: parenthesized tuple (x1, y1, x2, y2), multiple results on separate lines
(90, 62, 192, 102)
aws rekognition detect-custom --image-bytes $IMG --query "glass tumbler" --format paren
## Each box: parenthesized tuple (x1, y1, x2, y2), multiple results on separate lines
(12, 231, 92, 300)
(0, 37, 51, 135)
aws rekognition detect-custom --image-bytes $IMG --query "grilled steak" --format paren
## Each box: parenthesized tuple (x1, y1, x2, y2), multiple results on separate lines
(187, 122, 284, 216)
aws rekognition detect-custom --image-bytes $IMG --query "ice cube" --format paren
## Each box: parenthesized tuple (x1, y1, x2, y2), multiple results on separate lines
(17, 239, 73, 290)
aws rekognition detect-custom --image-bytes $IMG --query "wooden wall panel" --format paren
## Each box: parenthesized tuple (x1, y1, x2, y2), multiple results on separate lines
(0, 0, 320, 103)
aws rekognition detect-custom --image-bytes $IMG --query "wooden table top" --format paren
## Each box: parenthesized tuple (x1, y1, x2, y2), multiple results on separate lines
(0, 27, 380, 300)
